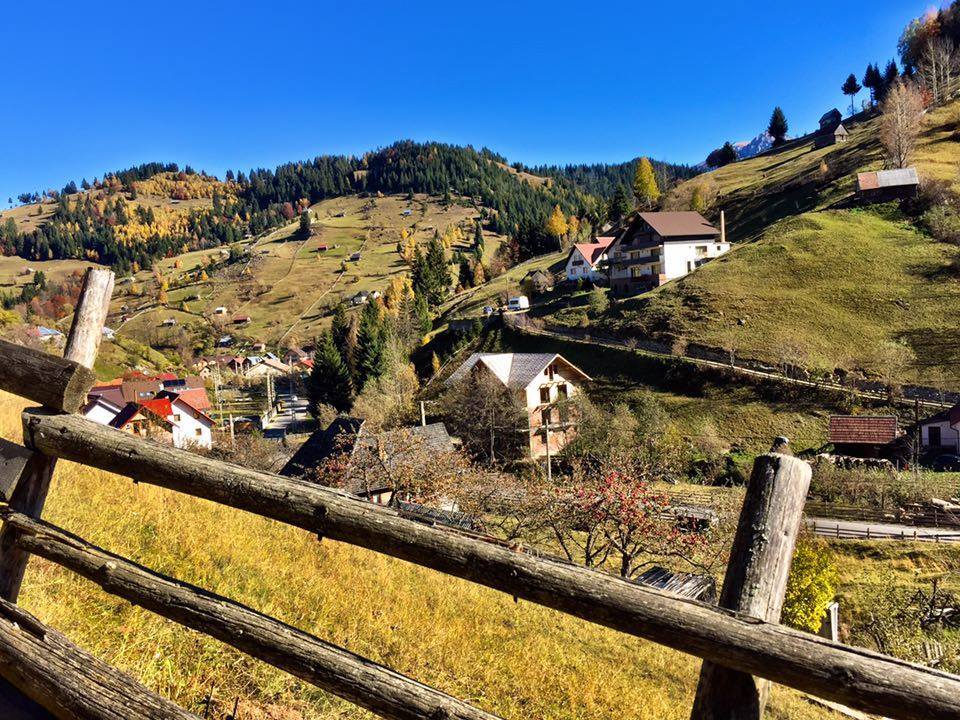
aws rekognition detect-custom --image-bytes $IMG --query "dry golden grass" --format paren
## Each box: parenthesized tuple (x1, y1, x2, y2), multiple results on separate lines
(0, 391, 838, 719)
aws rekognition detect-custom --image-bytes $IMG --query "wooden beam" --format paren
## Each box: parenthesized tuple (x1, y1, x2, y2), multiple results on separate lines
(0, 340, 96, 414)
(0, 439, 33, 503)
(7, 512, 500, 720)
(690, 452, 812, 720)
(22, 409, 960, 720)
(0, 267, 114, 603)
(0, 596, 197, 719)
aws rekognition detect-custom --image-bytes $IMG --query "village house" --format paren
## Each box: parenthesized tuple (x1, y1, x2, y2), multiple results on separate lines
(280, 418, 456, 506)
(856, 168, 920, 203)
(522, 269, 555, 295)
(245, 357, 292, 378)
(283, 347, 310, 367)
(814, 121, 849, 149)
(565, 236, 614, 282)
(819, 109, 842, 131)
(828, 415, 901, 459)
(445, 353, 591, 458)
(83, 374, 215, 449)
(606, 212, 730, 295)
(918, 404, 960, 453)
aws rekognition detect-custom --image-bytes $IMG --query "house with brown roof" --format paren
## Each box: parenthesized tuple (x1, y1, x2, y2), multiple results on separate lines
(446, 353, 591, 458)
(828, 415, 901, 458)
(606, 212, 731, 295)
(565, 236, 615, 282)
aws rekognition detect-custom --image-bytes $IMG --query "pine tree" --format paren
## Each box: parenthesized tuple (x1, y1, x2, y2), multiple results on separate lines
(608, 185, 631, 223)
(298, 210, 312, 239)
(863, 63, 883, 105)
(330, 302, 352, 367)
(842, 73, 862, 116)
(413, 290, 432, 337)
(458, 256, 473, 290)
(422, 234, 450, 306)
(355, 301, 387, 389)
(632, 158, 661, 209)
(474, 221, 484, 252)
(768, 107, 789, 146)
(308, 331, 353, 414)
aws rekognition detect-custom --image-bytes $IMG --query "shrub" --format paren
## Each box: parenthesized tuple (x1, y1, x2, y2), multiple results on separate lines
(922, 205, 960, 244)
(782, 536, 837, 633)
(587, 286, 609, 316)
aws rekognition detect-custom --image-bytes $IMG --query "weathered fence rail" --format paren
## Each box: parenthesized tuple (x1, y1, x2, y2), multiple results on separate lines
(1, 268, 960, 720)
(16, 408, 960, 719)
(4, 511, 500, 720)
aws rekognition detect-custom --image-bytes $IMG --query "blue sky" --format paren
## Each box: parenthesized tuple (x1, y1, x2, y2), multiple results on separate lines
(0, 0, 925, 202)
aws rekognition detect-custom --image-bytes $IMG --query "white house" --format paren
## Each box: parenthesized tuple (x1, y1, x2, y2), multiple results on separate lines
(607, 211, 731, 295)
(161, 392, 215, 449)
(446, 353, 591, 458)
(565, 237, 614, 282)
(245, 357, 292, 378)
(82, 395, 125, 426)
(919, 404, 960, 453)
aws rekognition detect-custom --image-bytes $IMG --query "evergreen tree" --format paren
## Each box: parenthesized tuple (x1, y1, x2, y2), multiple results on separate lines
(879, 60, 900, 102)
(608, 184, 631, 223)
(474, 221, 484, 252)
(330, 302, 352, 366)
(842, 73, 862, 116)
(632, 158, 661, 209)
(308, 331, 353, 415)
(298, 210, 312, 239)
(80, 178, 90, 191)
(458, 256, 473, 290)
(768, 107, 789, 146)
(413, 289, 432, 337)
(862, 63, 883, 105)
(422, 234, 450, 306)
(707, 143, 738, 167)
(355, 301, 387, 389)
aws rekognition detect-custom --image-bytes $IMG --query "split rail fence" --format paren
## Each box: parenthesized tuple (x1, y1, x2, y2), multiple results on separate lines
(0, 269, 959, 719)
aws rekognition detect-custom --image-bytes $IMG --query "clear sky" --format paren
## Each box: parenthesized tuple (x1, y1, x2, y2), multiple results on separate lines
(0, 0, 926, 202)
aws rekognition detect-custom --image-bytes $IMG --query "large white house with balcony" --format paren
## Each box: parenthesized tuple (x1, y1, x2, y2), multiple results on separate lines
(445, 353, 591, 458)
(606, 211, 730, 295)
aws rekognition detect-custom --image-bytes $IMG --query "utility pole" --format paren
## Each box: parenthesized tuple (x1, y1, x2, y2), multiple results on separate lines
(544, 421, 552, 483)
(420, 400, 427, 427)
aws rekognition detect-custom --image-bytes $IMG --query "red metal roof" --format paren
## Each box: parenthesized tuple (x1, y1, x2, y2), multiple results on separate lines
(829, 415, 898, 445)
(572, 240, 612, 267)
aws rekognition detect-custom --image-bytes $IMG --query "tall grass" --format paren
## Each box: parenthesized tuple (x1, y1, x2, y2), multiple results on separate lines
(0, 392, 836, 719)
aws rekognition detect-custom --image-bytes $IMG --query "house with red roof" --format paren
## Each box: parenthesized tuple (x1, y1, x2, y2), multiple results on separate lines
(565, 236, 615, 282)
(84, 375, 215, 449)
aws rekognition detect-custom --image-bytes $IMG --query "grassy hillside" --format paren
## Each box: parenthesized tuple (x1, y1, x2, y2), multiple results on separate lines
(597, 208, 960, 385)
(0, 391, 838, 720)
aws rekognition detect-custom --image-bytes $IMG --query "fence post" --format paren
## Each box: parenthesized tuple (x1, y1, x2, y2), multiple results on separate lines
(0, 267, 113, 602)
(690, 450, 811, 720)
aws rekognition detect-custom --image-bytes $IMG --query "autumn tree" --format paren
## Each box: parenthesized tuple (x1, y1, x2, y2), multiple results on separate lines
(633, 157, 661, 209)
(441, 369, 528, 464)
(918, 36, 958, 106)
(781, 535, 838, 633)
(842, 73, 862, 116)
(880, 80, 924, 169)
(768, 107, 788, 146)
(308, 330, 353, 415)
(545, 205, 568, 250)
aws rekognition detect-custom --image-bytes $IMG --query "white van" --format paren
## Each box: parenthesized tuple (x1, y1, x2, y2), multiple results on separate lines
(507, 295, 530, 311)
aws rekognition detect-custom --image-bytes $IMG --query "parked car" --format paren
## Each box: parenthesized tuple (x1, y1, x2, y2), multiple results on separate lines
(931, 454, 960, 472)
(482, 306, 495, 316)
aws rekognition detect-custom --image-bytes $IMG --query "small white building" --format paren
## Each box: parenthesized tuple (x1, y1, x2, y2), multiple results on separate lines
(565, 237, 614, 282)
(919, 405, 960, 453)
(164, 393, 215, 449)
(446, 353, 591, 458)
(82, 395, 125, 426)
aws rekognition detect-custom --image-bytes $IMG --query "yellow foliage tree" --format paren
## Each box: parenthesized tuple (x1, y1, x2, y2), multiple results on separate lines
(633, 157, 661, 209)
(545, 205, 568, 245)
(472, 262, 486, 286)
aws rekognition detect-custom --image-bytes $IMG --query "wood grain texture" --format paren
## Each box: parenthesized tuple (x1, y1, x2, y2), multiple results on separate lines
(690, 453, 812, 720)
(22, 409, 960, 720)
(7, 512, 501, 720)
(0, 340, 96, 414)
(0, 597, 197, 719)
(0, 267, 115, 602)
(0, 438, 34, 503)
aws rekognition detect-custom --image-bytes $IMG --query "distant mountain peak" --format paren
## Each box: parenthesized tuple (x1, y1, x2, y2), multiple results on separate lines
(733, 132, 774, 160)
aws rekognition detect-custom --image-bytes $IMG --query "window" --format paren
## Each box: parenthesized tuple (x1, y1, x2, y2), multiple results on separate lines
(173, 414, 181, 422)
(929, 426, 942, 446)
(195, 428, 203, 437)
(557, 383, 569, 399)
(539, 386, 551, 403)
(696, 245, 708, 257)
(548, 364, 556, 380)
(541, 408, 552, 427)
(572, 259, 583, 266)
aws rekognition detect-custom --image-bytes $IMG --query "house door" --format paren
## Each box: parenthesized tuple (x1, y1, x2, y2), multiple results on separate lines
(929, 426, 942, 447)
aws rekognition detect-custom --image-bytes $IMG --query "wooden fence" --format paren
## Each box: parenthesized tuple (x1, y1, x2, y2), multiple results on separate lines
(1, 269, 960, 720)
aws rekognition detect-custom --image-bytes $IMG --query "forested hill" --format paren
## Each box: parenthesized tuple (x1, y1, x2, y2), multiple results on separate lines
(529, 158, 699, 199)
(0, 141, 694, 275)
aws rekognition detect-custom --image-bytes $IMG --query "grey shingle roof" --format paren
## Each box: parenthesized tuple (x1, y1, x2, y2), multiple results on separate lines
(445, 353, 590, 389)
